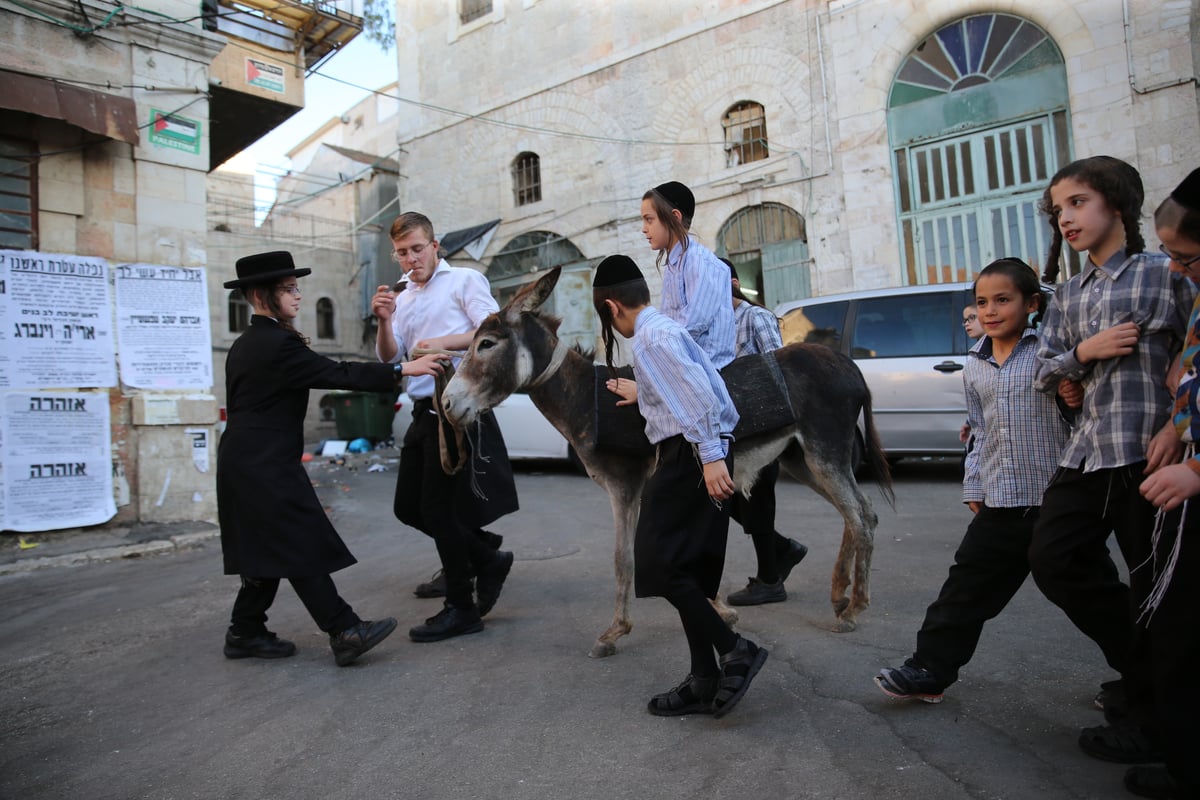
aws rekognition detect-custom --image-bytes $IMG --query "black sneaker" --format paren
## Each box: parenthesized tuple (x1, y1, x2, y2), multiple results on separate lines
(223, 630, 296, 660)
(409, 603, 484, 642)
(1078, 722, 1163, 764)
(414, 569, 447, 599)
(727, 577, 786, 606)
(776, 538, 808, 583)
(476, 551, 514, 617)
(329, 618, 397, 667)
(874, 664, 945, 703)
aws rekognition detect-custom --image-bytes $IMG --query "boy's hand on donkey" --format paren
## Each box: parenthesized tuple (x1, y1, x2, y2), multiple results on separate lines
(1076, 321, 1140, 363)
(605, 377, 638, 406)
(703, 460, 735, 501)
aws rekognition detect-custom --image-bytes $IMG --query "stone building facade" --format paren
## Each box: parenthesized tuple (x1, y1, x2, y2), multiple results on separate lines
(388, 0, 1200, 341)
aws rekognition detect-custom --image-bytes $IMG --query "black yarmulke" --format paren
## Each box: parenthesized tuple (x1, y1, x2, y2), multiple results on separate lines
(593, 254, 644, 287)
(653, 181, 695, 219)
(1171, 168, 1200, 210)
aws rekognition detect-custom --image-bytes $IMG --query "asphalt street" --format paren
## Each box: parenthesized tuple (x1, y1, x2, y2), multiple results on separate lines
(0, 453, 1130, 799)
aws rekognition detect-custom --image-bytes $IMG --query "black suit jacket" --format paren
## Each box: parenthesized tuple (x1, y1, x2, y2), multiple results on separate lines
(217, 316, 395, 577)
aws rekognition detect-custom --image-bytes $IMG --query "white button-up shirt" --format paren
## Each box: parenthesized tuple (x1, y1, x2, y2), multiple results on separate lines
(377, 260, 498, 399)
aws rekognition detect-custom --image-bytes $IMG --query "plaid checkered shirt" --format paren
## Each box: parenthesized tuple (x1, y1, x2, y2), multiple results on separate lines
(1034, 249, 1197, 471)
(964, 329, 1070, 506)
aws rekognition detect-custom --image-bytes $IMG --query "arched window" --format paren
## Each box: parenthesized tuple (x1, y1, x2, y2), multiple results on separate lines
(228, 289, 251, 333)
(889, 14, 1072, 284)
(489, 231, 593, 351)
(512, 152, 542, 206)
(717, 203, 807, 309)
(316, 297, 335, 339)
(722, 101, 768, 166)
(489, 231, 583, 282)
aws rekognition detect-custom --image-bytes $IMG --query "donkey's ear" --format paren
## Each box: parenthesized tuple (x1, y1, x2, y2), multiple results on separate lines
(503, 266, 561, 321)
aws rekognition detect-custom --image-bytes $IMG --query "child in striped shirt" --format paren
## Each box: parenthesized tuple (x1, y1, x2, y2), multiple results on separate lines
(876, 258, 1069, 702)
(592, 253, 767, 719)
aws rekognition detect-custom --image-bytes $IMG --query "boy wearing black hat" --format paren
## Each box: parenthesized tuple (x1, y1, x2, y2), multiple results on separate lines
(219, 251, 444, 666)
(593, 253, 768, 718)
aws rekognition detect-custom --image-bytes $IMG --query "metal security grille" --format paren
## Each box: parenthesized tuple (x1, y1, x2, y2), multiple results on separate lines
(459, 0, 492, 24)
(722, 102, 769, 166)
(0, 138, 36, 250)
(512, 152, 541, 206)
(895, 112, 1069, 284)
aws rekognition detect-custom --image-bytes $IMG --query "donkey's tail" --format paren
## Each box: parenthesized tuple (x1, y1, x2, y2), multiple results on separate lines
(860, 388, 895, 509)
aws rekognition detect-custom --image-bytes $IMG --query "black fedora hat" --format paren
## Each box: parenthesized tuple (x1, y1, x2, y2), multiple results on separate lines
(224, 251, 312, 289)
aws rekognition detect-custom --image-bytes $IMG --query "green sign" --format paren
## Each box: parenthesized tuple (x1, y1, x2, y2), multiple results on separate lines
(148, 109, 201, 155)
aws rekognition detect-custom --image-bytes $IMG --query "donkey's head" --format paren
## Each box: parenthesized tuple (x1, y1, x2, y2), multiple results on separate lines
(441, 266, 563, 427)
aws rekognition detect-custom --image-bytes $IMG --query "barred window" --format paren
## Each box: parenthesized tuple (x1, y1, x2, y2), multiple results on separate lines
(316, 297, 335, 339)
(0, 138, 37, 250)
(228, 290, 251, 333)
(722, 101, 769, 166)
(512, 152, 542, 206)
(460, 0, 492, 24)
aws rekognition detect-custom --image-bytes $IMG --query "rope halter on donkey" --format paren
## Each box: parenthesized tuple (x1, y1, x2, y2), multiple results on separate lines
(412, 337, 568, 485)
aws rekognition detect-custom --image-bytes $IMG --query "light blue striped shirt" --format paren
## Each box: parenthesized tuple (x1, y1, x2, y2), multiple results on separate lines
(631, 307, 739, 463)
(733, 301, 783, 356)
(660, 237, 736, 368)
(964, 329, 1069, 506)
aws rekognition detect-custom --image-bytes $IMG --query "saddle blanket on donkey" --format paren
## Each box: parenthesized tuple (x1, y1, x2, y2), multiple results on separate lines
(594, 351, 795, 454)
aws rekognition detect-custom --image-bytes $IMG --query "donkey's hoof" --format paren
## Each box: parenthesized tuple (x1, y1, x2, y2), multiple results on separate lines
(717, 606, 739, 627)
(831, 618, 858, 633)
(589, 640, 618, 658)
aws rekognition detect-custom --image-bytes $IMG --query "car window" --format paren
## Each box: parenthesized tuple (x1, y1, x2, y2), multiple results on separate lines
(851, 293, 955, 358)
(779, 300, 848, 350)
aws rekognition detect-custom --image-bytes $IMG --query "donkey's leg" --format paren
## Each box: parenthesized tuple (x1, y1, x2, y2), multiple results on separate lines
(590, 491, 638, 658)
(781, 445, 877, 632)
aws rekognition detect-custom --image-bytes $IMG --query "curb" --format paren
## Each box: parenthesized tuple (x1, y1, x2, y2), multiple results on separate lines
(0, 530, 220, 577)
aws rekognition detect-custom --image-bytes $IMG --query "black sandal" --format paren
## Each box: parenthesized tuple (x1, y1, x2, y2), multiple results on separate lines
(1124, 766, 1179, 800)
(712, 636, 769, 719)
(647, 673, 717, 716)
(1078, 723, 1163, 764)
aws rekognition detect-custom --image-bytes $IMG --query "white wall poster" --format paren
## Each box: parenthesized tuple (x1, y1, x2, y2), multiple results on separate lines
(0, 250, 117, 389)
(0, 392, 116, 532)
(114, 264, 213, 389)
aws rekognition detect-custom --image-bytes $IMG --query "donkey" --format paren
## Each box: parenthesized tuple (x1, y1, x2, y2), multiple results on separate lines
(441, 267, 893, 657)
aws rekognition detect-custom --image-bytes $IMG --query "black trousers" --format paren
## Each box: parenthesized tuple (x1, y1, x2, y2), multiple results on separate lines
(1028, 464, 1153, 709)
(730, 461, 789, 583)
(394, 400, 498, 609)
(230, 574, 358, 636)
(636, 436, 737, 677)
(1143, 503, 1200, 794)
(912, 505, 1037, 686)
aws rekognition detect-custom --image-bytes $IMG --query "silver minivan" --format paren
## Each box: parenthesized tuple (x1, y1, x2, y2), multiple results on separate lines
(775, 281, 977, 460)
